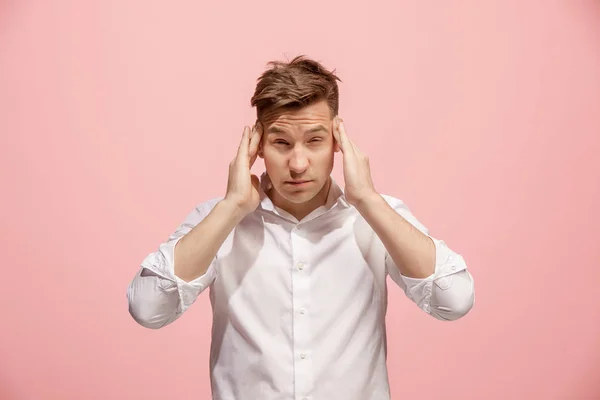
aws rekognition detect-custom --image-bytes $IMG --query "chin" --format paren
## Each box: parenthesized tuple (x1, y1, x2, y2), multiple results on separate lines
(288, 193, 319, 204)
(277, 189, 316, 204)
(274, 182, 321, 203)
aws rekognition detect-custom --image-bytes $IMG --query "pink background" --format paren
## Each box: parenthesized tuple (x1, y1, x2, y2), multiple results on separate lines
(1, 1, 599, 399)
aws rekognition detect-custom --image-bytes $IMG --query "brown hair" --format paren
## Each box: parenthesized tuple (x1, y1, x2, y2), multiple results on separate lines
(250, 55, 342, 121)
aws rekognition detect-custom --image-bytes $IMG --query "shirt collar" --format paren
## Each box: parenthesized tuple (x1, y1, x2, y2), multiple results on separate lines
(257, 172, 350, 221)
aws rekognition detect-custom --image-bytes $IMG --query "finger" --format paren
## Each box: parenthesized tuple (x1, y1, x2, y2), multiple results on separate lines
(237, 126, 251, 160)
(249, 131, 259, 168)
(332, 116, 344, 153)
(248, 123, 262, 158)
(336, 117, 354, 154)
(250, 123, 264, 167)
(337, 118, 350, 146)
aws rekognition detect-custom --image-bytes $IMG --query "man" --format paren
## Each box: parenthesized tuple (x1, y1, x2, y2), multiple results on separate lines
(127, 55, 475, 400)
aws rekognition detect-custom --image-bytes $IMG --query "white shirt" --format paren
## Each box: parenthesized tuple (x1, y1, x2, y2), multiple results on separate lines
(127, 173, 475, 400)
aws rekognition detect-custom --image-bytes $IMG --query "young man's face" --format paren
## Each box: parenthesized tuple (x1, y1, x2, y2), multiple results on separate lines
(258, 99, 340, 215)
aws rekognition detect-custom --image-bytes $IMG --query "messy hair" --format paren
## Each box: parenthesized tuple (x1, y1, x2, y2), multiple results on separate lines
(250, 55, 342, 121)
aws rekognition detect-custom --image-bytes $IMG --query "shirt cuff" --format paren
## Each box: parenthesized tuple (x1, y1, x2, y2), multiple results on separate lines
(395, 237, 468, 313)
(140, 235, 217, 313)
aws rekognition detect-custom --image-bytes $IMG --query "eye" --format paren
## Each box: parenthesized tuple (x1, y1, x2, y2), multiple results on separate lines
(309, 138, 323, 143)
(274, 140, 289, 146)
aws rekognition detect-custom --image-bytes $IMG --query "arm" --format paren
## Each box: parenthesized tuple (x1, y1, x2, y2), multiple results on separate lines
(175, 199, 245, 282)
(355, 193, 435, 279)
(126, 198, 238, 329)
(127, 123, 264, 329)
(331, 117, 474, 321)
(365, 194, 475, 321)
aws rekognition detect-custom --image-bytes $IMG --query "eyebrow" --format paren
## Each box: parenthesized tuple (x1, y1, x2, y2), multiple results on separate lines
(267, 125, 329, 135)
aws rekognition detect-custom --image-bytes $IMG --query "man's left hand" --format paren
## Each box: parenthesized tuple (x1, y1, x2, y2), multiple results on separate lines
(333, 116, 378, 207)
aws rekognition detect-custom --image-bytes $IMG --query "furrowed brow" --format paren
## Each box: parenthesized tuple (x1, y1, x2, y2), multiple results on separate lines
(304, 125, 328, 134)
(266, 126, 287, 135)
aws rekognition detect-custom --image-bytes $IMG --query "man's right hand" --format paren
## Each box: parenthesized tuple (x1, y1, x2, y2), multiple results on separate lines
(224, 123, 263, 217)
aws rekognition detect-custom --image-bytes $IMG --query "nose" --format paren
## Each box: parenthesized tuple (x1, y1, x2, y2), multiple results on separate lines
(288, 147, 309, 174)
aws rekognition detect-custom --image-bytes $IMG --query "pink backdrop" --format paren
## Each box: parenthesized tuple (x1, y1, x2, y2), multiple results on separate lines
(1, 1, 599, 399)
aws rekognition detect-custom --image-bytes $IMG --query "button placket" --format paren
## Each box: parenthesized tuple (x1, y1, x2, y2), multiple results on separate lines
(290, 226, 314, 398)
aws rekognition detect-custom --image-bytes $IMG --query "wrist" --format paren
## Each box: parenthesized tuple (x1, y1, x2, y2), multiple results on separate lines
(354, 191, 383, 214)
(218, 198, 249, 223)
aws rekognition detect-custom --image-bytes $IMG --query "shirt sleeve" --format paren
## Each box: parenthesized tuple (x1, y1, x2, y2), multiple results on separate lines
(126, 197, 223, 329)
(381, 195, 475, 321)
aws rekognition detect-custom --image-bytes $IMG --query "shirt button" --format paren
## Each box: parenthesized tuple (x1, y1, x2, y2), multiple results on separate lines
(300, 353, 307, 359)
(451, 265, 456, 270)
(297, 262, 305, 270)
(299, 308, 306, 314)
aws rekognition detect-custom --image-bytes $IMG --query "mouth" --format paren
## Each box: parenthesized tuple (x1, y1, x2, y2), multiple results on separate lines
(285, 180, 313, 186)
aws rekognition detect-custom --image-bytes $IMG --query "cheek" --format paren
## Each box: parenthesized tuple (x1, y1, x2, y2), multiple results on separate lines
(262, 149, 285, 170)
(263, 145, 278, 157)
(315, 145, 335, 161)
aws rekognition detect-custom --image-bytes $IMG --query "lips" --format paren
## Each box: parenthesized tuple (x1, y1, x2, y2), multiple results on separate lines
(286, 180, 312, 185)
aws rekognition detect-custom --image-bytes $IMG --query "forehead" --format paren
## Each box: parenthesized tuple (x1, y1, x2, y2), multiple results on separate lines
(262, 100, 332, 129)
